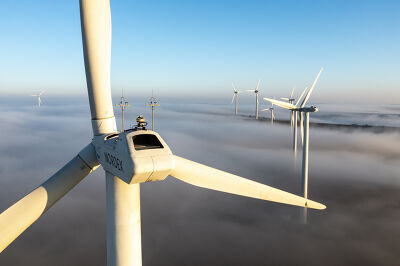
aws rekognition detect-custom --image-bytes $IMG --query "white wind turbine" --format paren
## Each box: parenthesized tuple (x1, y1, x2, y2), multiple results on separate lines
(30, 91, 45, 107)
(262, 102, 275, 124)
(264, 68, 323, 217)
(0, 2, 325, 266)
(231, 82, 242, 115)
(281, 86, 296, 128)
(246, 79, 261, 119)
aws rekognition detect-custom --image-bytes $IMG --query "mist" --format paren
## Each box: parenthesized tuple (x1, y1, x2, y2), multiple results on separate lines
(0, 100, 399, 266)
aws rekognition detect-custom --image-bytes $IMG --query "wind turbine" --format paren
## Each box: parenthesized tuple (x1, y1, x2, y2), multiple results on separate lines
(262, 100, 275, 125)
(262, 104, 275, 124)
(231, 82, 242, 115)
(146, 90, 160, 131)
(264, 68, 323, 218)
(116, 88, 130, 132)
(281, 86, 295, 128)
(246, 79, 261, 119)
(0, 2, 325, 266)
(30, 91, 45, 107)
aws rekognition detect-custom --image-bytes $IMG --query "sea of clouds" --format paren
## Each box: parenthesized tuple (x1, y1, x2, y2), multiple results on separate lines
(0, 98, 399, 266)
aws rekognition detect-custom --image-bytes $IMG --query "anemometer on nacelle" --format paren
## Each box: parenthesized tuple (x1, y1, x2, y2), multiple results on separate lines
(93, 115, 174, 184)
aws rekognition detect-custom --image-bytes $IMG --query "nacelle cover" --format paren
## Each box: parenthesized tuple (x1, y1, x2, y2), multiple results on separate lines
(93, 130, 174, 184)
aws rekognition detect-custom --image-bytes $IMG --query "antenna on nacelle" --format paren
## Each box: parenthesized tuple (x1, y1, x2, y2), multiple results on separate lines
(116, 88, 130, 132)
(146, 90, 160, 131)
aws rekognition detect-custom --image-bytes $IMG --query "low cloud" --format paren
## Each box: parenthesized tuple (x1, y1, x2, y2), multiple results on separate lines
(0, 101, 400, 266)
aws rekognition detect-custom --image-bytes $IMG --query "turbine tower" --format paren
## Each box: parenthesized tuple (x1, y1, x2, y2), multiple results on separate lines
(146, 90, 160, 131)
(264, 68, 323, 220)
(246, 79, 261, 119)
(291, 87, 308, 153)
(0, 2, 325, 265)
(116, 88, 130, 132)
(231, 82, 242, 115)
(30, 91, 44, 107)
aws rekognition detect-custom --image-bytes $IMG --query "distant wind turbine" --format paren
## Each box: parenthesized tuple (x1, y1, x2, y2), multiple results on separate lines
(262, 101, 275, 124)
(264, 68, 323, 221)
(30, 91, 44, 107)
(231, 83, 242, 115)
(281, 86, 296, 128)
(246, 79, 261, 119)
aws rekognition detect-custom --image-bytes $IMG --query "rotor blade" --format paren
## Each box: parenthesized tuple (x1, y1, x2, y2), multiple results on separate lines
(231, 94, 235, 104)
(245, 90, 255, 92)
(261, 108, 269, 111)
(232, 82, 236, 91)
(263, 98, 296, 110)
(170, 156, 326, 210)
(300, 112, 304, 145)
(80, 0, 116, 135)
(290, 86, 295, 99)
(291, 111, 294, 129)
(300, 68, 323, 108)
(295, 87, 308, 106)
(281, 97, 289, 101)
(256, 79, 260, 91)
(0, 144, 99, 253)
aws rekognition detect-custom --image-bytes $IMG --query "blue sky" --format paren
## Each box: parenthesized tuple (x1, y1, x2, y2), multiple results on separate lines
(0, 0, 399, 103)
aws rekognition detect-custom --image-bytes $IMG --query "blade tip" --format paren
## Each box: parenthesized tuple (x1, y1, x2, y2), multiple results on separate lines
(306, 200, 326, 210)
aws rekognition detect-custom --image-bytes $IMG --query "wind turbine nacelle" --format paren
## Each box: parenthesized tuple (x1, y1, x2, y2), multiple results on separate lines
(93, 130, 174, 184)
(302, 106, 319, 113)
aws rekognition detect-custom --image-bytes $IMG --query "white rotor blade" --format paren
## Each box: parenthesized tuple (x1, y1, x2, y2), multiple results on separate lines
(281, 97, 289, 101)
(232, 82, 236, 91)
(170, 156, 326, 210)
(245, 90, 255, 92)
(295, 87, 308, 106)
(290, 111, 294, 129)
(300, 112, 304, 145)
(0, 144, 99, 253)
(256, 79, 260, 91)
(80, 0, 116, 135)
(261, 108, 269, 111)
(300, 68, 323, 108)
(231, 93, 235, 104)
(263, 97, 296, 110)
(290, 86, 295, 99)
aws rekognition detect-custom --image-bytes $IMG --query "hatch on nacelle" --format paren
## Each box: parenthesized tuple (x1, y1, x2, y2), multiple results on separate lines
(132, 134, 164, 150)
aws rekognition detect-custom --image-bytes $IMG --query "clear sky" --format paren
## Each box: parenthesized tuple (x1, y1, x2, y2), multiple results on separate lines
(0, 0, 399, 103)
